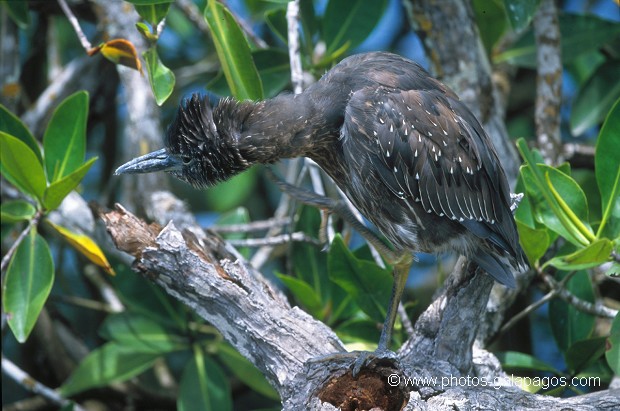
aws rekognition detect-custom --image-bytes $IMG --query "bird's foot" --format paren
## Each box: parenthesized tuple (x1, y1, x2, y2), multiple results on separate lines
(351, 348, 398, 377)
(306, 349, 399, 378)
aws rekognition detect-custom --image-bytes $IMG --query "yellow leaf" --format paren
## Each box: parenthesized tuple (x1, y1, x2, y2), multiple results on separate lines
(48, 221, 115, 276)
(98, 39, 142, 73)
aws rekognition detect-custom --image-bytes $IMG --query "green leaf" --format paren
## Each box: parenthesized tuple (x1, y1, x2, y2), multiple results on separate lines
(253, 49, 290, 98)
(545, 238, 613, 271)
(328, 235, 392, 323)
(595, 98, 620, 240)
(43, 91, 88, 182)
(323, 0, 388, 56)
(205, 0, 263, 101)
(204, 168, 257, 211)
(495, 13, 620, 68)
(549, 270, 596, 351)
(2, 0, 30, 28)
(516, 221, 550, 265)
(0, 104, 41, 163)
(135, 2, 171, 26)
(143, 47, 175, 106)
(276, 274, 324, 319)
(0, 132, 46, 202)
(570, 59, 620, 136)
(502, 0, 539, 31)
(99, 312, 187, 354)
(518, 141, 594, 246)
(59, 342, 158, 396)
(606, 313, 620, 375)
(473, 0, 508, 54)
(43, 157, 96, 210)
(496, 351, 561, 374)
(335, 317, 382, 345)
(3, 228, 54, 343)
(178, 345, 232, 411)
(264, 9, 287, 45)
(565, 336, 607, 374)
(0, 200, 36, 223)
(215, 343, 279, 400)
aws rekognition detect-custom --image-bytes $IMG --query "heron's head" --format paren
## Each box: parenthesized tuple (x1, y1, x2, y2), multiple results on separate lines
(115, 94, 249, 188)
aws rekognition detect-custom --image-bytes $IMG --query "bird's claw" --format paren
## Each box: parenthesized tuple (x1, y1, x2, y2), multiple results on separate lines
(351, 348, 398, 377)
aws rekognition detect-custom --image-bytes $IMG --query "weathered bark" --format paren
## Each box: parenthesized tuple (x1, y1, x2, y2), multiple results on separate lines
(98, 204, 619, 410)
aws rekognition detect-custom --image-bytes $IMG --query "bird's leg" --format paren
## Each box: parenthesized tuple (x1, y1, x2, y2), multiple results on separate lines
(266, 167, 412, 374)
(351, 252, 412, 376)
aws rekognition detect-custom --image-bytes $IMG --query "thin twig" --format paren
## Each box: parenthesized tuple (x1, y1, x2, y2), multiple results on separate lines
(1, 209, 43, 276)
(57, 0, 92, 51)
(175, 0, 211, 38)
(499, 268, 617, 337)
(544, 271, 618, 319)
(83, 265, 125, 313)
(286, 0, 303, 94)
(1, 356, 86, 411)
(227, 232, 321, 247)
(211, 217, 292, 234)
(498, 290, 555, 336)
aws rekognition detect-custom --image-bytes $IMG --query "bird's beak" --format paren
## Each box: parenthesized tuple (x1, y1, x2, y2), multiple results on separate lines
(114, 148, 183, 175)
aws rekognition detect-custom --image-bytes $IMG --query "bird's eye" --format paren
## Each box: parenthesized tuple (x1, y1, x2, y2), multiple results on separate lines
(182, 156, 193, 166)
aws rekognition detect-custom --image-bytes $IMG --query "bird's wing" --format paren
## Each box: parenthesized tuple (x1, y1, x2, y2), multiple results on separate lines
(342, 86, 516, 253)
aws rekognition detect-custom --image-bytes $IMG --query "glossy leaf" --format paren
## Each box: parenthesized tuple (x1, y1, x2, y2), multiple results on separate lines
(0, 104, 41, 163)
(595, 98, 620, 240)
(516, 221, 550, 265)
(328, 235, 392, 323)
(3, 228, 54, 343)
(215, 343, 279, 400)
(205, 168, 257, 211)
(205, 0, 263, 101)
(0, 200, 36, 223)
(570, 59, 620, 136)
(545, 238, 613, 271)
(99, 313, 186, 353)
(178, 346, 232, 411)
(48, 221, 115, 275)
(43, 91, 88, 182)
(323, 0, 388, 56)
(336, 317, 383, 345)
(59, 342, 158, 396)
(99, 39, 142, 72)
(276, 273, 324, 318)
(43, 157, 96, 210)
(3, 0, 30, 28)
(0, 132, 46, 202)
(264, 9, 287, 44)
(473, 0, 508, 54)
(549, 271, 596, 351)
(495, 14, 620, 68)
(253, 49, 290, 98)
(606, 313, 620, 375)
(135, 2, 171, 26)
(565, 336, 607, 374)
(518, 140, 594, 247)
(143, 47, 175, 106)
(503, 0, 539, 31)
(135, 22, 158, 43)
(496, 351, 560, 374)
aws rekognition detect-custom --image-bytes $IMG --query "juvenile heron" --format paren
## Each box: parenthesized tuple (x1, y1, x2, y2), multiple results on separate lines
(116, 52, 526, 368)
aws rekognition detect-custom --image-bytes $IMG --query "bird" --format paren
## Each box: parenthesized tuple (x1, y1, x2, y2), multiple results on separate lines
(115, 51, 527, 370)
